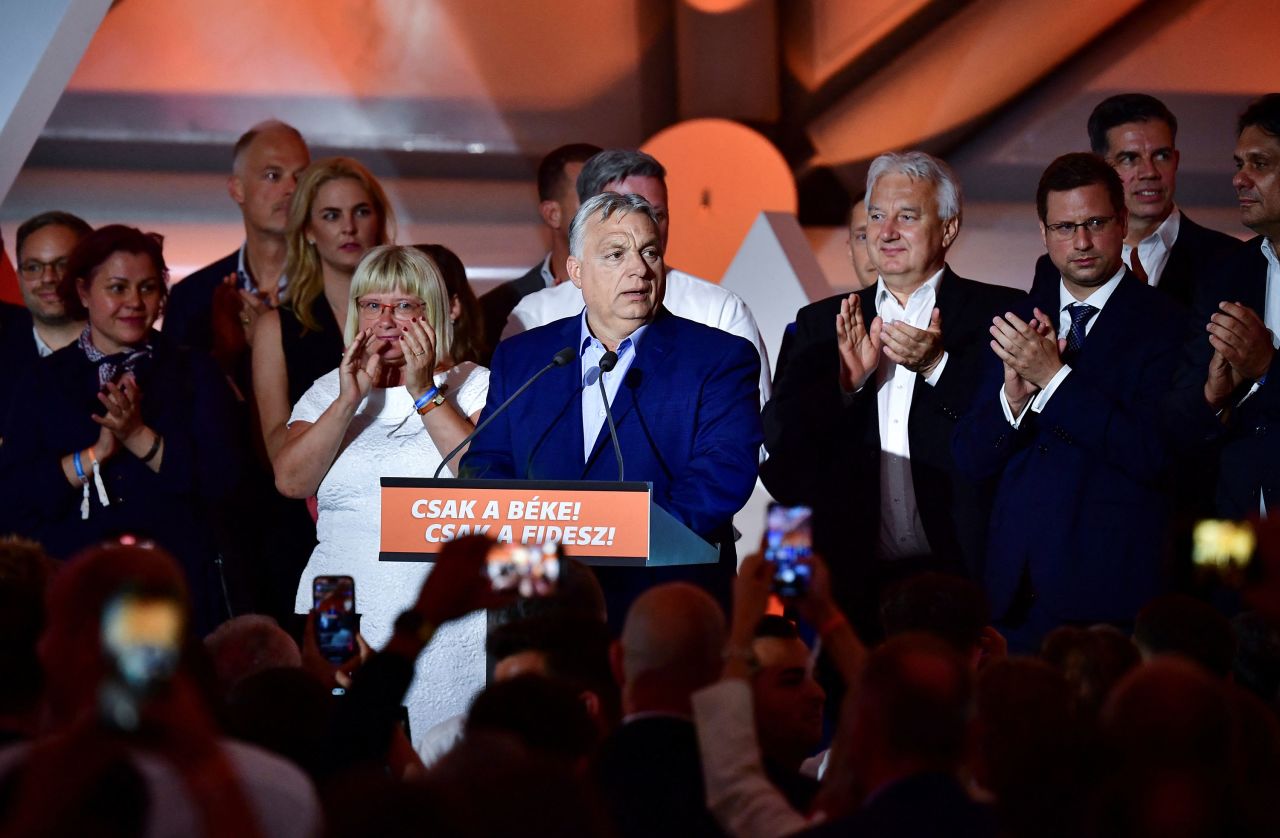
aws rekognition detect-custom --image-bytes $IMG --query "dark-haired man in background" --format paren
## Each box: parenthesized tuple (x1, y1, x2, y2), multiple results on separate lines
(478, 142, 602, 358)
(1179, 93, 1280, 519)
(1032, 93, 1239, 306)
(955, 153, 1185, 651)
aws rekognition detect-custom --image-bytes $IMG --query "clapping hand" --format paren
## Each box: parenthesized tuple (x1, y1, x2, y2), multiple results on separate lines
(400, 317, 439, 398)
(880, 307, 945, 375)
(836, 293, 882, 393)
(338, 328, 386, 406)
(94, 373, 146, 447)
(1208, 301, 1275, 383)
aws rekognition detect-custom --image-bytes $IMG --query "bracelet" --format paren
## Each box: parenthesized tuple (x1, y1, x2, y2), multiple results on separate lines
(416, 382, 450, 416)
(817, 612, 848, 639)
(73, 449, 87, 483)
(140, 433, 163, 464)
(412, 386, 439, 411)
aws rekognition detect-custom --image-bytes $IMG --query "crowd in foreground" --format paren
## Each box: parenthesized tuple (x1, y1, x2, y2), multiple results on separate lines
(1, 88, 1280, 834)
(1, 532, 1278, 837)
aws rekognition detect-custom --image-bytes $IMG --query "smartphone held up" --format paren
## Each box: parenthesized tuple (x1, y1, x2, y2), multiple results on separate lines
(313, 575, 358, 665)
(766, 503, 813, 597)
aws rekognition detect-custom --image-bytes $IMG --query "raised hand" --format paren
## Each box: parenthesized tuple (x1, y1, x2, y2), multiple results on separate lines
(400, 317, 439, 398)
(990, 308, 1063, 390)
(881, 307, 944, 375)
(337, 328, 385, 406)
(1208, 301, 1275, 382)
(94, 373, 146, 445)
(836, 293, 882, 393)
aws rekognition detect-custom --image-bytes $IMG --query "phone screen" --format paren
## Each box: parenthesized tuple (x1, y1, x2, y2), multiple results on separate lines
(313, 575, 357, 665)
(1192, 519, 1257, 587)
(766, 504, 813, 597)
(486, 542, 560, 597)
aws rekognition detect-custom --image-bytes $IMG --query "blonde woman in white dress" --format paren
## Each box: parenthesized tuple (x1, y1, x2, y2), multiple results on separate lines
(274, 244, 489, 743)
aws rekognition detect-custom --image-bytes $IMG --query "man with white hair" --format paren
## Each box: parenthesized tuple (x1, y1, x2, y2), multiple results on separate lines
(762, 151, 1022, 632)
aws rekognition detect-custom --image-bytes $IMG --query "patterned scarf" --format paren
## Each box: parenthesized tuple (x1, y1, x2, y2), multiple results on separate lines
(77, 327, 153, 388)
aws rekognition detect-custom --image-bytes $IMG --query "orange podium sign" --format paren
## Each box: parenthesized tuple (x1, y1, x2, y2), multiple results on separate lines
(380, 478, 654, 566)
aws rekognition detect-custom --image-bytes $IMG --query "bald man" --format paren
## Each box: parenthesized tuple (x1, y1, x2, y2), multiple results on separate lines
(594, 584, 726, 838)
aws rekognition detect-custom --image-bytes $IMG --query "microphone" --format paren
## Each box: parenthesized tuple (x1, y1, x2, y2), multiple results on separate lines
(433, 346, 576, 478)
(597, 350, 625, 481)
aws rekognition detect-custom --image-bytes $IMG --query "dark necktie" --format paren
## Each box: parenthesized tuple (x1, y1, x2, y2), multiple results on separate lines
(1064, 303, 1098, 361)
(1130, 248, 1149, 284)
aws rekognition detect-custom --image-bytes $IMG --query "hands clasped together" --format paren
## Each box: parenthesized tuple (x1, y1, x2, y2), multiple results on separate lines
(1204, 300, 1276, 410)
(835, 292, 945, 393)
(988, 307, 1065, 415)
(337, 317, 440, 407)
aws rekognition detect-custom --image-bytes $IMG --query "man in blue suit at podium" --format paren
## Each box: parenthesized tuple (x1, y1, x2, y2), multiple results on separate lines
(461, 192, 762, 620)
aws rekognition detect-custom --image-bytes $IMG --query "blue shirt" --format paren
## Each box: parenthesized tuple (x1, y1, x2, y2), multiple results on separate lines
(578, 309, 647, 462)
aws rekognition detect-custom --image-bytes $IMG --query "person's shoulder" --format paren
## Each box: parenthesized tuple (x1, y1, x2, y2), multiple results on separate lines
(491, 314, 578, 364)
(947, 270, 1025, 305)
(656, 309, 756, 359)
(1177, 213, 1245, 255)
(479, 262, 544, 305)
(169, 252, 238, 302)
(0, 302, 35, 356)
(665, 268, 744, 304)
(219, 739, 322, 834)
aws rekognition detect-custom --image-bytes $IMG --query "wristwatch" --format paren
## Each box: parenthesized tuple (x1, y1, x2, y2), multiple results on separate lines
(416, 383, 450, 415)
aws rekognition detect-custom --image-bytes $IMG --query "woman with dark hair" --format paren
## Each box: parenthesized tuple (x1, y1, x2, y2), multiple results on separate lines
(415, 243, 487, 365)
(0, 225, 239, 631)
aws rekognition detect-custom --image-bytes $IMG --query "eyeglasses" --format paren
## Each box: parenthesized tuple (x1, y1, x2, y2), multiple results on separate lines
(356, 298, 425, 321)
(1045, 216, 1117, 241)
(19, 258, 68, 279)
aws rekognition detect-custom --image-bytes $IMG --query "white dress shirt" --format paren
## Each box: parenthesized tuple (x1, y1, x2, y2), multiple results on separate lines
(578, 310, 645, 462)
(1123, 208, 1180, 288)
(1000, 266, 1125, 426)
(872, 269, 948, 561)
(503, 267, 772, 405)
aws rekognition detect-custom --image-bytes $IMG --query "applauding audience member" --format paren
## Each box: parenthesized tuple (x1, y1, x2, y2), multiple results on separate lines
(274, 245, 489, 743)
(0, 225, 239, 631)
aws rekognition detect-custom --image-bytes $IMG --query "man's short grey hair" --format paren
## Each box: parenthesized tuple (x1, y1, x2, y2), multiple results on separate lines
(569, 192, 664, 259)
(576, 149, 667, 203)
(866, 151, 963, 225)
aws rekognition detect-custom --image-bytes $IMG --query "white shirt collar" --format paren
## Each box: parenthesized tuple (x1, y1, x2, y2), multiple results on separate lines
(539, 252, 556, 289)
(1059, 265, 1126, 313)
(874, 266, 945, 311)
(1137, 207, 1181, 252)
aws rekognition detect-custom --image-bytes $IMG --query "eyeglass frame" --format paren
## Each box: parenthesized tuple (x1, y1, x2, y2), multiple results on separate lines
(1044, 216, 1118, 241)
(355, 297, 427, 321)
(18, 257, 69, 279)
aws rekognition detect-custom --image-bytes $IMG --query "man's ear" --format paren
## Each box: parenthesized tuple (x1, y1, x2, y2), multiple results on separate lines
(228, 174, 245, 206)
(539, 199, 561, 231)
(941, 215, 960, 250)
(579, 689, 602, 723)
(567, 255, 584, 289)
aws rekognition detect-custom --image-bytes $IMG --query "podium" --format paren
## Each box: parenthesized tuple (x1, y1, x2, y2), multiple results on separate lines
(379, 478, 717, 568)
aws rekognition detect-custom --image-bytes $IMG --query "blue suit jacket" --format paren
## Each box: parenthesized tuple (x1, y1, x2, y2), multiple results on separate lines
(461, 306, 762, 552)
(953, 273, 1185, 623)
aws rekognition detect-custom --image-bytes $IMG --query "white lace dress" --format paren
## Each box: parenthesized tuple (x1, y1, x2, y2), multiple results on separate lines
(290, 361, 490, 745)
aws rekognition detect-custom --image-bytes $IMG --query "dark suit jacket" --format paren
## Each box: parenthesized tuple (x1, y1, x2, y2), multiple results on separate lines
(477, 259, 546, 362)
(1173, 236, 1280, 517)
(799, 772, 996, 838)
(163, 250, 239, 352)
(953, 272, 1185, 622)
(460, 307, 761, 618)
(1031, 212, 1241, 308)
(593, 716, 723, 838)
(760, 269, 1024, 595)
(0, 302, 40, 436)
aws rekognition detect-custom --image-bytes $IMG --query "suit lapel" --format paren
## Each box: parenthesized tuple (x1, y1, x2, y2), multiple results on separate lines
(1071, 271, 1141, 373)
(583, 308, 674, 475)
(526, 317, 588, 479)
